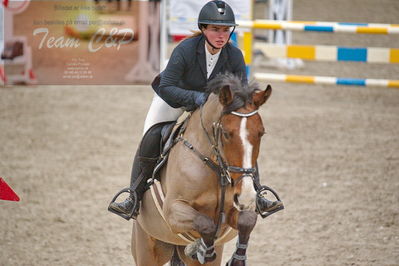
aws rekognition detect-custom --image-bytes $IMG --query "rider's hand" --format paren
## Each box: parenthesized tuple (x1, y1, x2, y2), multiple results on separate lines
(185, 91, 209, 112)
(193, 92, 209, 107)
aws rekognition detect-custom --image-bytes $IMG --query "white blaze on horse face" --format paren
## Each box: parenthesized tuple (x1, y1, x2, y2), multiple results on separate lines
(240, 118, 252, 169)
(236, 117, 257, 211)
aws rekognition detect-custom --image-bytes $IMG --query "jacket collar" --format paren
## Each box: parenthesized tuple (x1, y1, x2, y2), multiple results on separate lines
(196, 36, 207, 80)
(209, 44, 227, 80)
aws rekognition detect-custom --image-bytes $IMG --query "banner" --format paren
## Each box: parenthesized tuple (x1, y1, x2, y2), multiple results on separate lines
(2, 0, 160, 85)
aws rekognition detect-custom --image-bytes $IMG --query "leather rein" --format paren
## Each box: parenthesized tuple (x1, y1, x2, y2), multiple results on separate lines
(177, 104, 260, 240)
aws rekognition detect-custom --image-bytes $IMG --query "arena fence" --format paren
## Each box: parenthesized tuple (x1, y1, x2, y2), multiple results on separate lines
(237, 19, 399, 88)
(255, 73, 399, 89)
(254, 43, 399, 64)
(237, 20, 399, 35)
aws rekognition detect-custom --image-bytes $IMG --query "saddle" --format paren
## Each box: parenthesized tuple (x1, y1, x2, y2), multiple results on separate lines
(149, 113, 191, 184)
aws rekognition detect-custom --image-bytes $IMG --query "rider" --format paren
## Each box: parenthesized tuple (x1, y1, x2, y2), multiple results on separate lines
(108, 0, 283, 220)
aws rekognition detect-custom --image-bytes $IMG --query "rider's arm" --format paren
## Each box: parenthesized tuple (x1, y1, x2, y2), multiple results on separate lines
(156, 47, 205, 110)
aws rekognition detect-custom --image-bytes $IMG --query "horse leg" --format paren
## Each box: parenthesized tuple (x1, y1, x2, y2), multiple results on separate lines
(176, 245, 224, 266)
(131, 221, 174, 266)
(170, 246, 185, 266)
(164, 201, 218, 264)
(226, 211, 257, 266)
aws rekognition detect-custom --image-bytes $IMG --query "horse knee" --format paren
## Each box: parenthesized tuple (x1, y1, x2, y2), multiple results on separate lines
(237, 211, 257, 233)
(193, 214, 217, 239)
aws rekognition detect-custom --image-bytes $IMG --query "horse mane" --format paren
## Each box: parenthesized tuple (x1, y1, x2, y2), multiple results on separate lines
(206, 73, 259, 114)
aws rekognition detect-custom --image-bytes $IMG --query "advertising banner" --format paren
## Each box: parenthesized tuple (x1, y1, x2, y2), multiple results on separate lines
(2, 0, 160, 85)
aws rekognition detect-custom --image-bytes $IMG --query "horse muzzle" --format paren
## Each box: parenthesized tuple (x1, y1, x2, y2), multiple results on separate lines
(233, 175, 257, 212)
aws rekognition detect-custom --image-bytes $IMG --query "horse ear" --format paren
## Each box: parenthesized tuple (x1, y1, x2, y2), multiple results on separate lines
(253, 84, 272, 108)
(219, 85, 233, 106)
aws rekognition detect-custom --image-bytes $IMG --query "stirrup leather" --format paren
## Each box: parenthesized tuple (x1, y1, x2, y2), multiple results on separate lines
(107, 188, 139, 221)
(256, 185, 284, 218)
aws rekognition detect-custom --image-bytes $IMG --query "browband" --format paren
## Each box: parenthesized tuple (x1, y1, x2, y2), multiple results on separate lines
(230, 110, 258, 117)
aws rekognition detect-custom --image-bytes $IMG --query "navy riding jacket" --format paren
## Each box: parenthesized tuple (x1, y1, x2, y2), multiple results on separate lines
(152, 34, 247, 110)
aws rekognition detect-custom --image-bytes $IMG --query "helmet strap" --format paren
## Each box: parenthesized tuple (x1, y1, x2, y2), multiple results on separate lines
(205, 37, 219, 51)
(228, 26, 236, 42)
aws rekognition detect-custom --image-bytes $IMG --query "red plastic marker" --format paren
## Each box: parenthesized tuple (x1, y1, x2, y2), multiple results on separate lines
(0, 177, 20, 201)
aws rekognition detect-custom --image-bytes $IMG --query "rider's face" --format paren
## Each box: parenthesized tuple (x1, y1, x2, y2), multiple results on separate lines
(203, 25, 231, 50)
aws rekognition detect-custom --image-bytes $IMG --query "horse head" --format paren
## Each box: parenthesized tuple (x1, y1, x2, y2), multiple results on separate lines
(204, 73, 272, 212)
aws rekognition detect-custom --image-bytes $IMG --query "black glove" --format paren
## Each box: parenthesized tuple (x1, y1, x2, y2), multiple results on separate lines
(186, 91, 209, 111)
(194, 91, 209, 106)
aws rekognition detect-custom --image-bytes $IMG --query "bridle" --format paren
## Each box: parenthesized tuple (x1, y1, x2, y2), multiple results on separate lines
(177, 103, 261, 240)
(200, 106, 259, 186)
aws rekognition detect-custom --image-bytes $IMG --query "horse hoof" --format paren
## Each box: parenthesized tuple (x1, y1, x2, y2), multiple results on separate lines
(226, 259, 246, 266)
(205, 252, 216, 262)
(184, 239, 201, 258)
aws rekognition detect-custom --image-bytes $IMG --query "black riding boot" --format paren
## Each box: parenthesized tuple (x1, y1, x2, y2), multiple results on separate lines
(108, 153, 158, 219)
(108, 122, 166, 220)
(253, 165, 284, 218)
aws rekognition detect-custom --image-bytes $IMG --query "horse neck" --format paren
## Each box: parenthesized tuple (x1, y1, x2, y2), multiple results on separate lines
(186, 94, 222, 152)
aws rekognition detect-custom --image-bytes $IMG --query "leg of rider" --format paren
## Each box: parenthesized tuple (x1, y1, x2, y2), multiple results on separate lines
(109, 94, 184, 219)
(109, 125, 162, 218)
(253, 162, 284, 214)
(143, 93, 184, 134)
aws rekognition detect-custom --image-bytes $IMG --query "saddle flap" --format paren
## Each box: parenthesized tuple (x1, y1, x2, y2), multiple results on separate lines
(161, 113, 191, 155)
(151, 115, 191, 181)
(161, 122, 176, 144)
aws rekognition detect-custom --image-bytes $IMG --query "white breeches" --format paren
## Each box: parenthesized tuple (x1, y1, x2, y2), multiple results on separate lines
(143, 93, 184, 134)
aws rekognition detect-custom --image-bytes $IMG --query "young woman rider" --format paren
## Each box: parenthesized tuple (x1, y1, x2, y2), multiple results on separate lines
(108, 0, 283, 220)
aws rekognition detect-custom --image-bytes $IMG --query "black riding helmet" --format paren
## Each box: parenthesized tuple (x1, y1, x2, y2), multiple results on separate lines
(198, 0, 238, 28)
(198, 1, 238, 49)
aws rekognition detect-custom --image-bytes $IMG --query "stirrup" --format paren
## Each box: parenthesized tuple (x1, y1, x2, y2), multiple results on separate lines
(107, 188, 138, 221)
(256, 185, 284, 218)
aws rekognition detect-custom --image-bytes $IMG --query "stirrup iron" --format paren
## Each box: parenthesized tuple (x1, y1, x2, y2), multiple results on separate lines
(256, 185, 284, 218)
(107, 188, 138, 221)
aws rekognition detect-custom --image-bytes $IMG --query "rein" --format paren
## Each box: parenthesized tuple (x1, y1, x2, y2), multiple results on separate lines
(177, 104, 259, 240)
